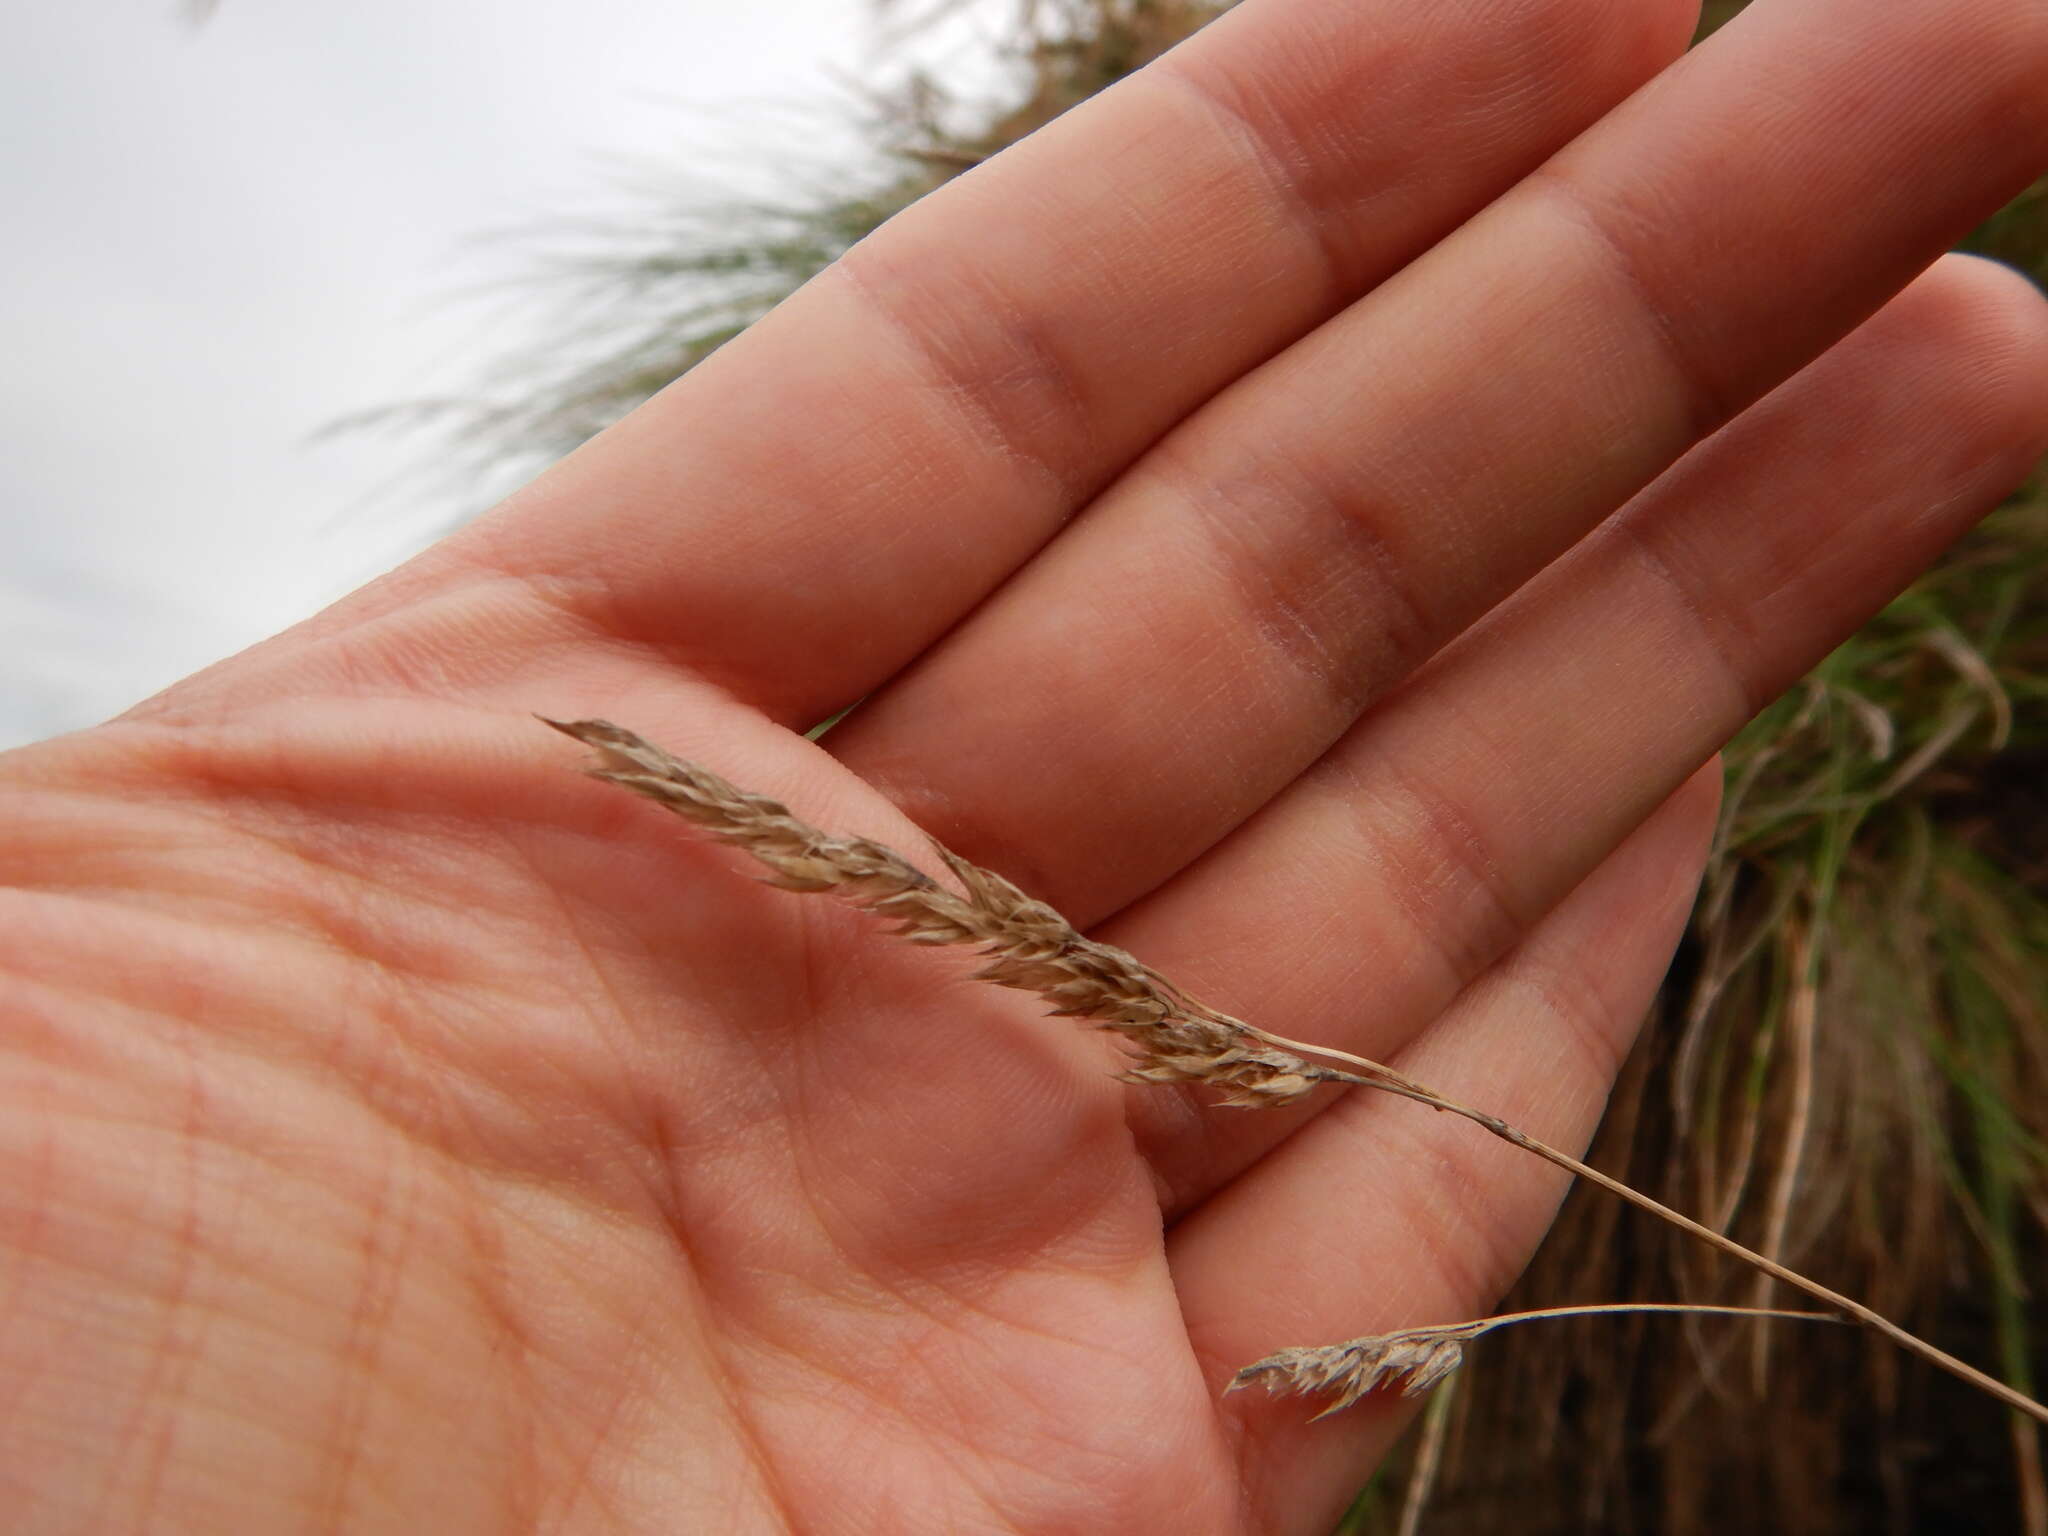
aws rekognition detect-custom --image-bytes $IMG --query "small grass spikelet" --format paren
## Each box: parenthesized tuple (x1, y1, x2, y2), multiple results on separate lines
(1230, 1305, 1839, 1419)
(1234, 1333, 1468, 1418)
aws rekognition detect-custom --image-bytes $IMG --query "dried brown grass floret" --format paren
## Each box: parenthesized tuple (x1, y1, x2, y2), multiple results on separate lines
(1237, 1333, 1469, 1417)
(1231, 1304, 1838, 1419)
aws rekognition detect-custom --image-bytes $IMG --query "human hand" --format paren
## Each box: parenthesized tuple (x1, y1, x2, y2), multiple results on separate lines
(5, 1, 2048, 1530)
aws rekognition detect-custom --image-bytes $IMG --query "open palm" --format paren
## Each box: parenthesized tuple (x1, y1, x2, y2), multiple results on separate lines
(6, 1, 2048, 1531)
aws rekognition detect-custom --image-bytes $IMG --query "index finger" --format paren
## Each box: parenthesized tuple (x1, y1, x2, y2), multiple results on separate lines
(299, 0, 1691, 719)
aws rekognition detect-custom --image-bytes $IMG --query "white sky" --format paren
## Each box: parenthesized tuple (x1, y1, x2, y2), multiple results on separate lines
(0, 0, 886, 748)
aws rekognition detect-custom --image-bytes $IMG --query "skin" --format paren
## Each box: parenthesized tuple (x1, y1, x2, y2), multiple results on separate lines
(5, 0, 2048, 1530)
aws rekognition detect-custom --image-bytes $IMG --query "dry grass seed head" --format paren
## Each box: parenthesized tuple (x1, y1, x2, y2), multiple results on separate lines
(544, 717, 1326, 1107)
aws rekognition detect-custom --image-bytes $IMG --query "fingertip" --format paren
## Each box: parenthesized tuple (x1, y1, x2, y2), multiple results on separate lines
(1907, 253, 2048, 477)
(1667, 754, 1725, 876)
(1615, 0, 1704, 79)
(1562, 755, 1722, 956)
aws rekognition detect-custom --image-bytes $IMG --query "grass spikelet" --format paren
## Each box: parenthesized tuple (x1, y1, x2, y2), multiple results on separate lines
(1232, 1305, 1842, 1419)
(1236, 1333, 1468, 1418)
(543, 717, 1324, 1107)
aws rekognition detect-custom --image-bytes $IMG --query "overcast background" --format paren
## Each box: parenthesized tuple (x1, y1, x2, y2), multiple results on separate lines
(0, 0, 895, 748)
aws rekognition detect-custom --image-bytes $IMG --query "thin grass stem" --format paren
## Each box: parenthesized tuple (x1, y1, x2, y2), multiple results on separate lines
(550, 718, 2048, 1428)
